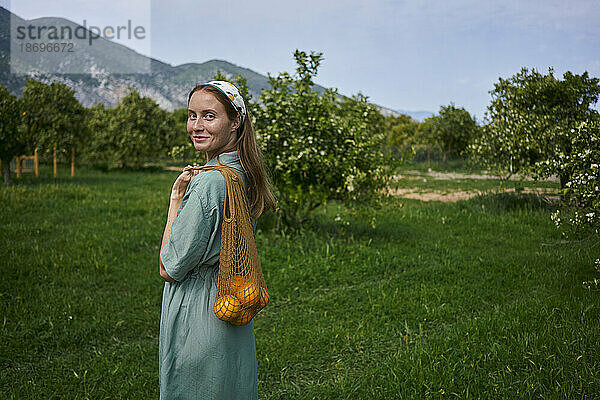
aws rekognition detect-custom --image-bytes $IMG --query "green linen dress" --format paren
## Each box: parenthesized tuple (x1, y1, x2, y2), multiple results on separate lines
(159, 151, 258, 400)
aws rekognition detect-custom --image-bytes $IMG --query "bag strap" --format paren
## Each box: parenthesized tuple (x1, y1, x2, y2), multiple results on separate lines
(194, 165, 248, 224)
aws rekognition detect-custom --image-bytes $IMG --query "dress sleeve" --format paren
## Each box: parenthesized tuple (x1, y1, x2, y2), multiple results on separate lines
(159, 190, 217, 282)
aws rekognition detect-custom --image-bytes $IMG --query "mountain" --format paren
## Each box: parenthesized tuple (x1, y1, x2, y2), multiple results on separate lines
(0, 7, 431, 120)
(374, 105, 433, 122)
(395, 109, 434, 122)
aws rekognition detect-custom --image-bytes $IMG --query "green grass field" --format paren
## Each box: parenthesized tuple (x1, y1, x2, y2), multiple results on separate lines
(1, 164, 599, 399)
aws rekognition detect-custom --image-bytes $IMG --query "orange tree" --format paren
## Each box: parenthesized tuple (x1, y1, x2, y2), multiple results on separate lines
(0, 83, 27, 185)
(469, 68, 600, 186)
(425, 103, 478, 167)
(253, 50, 395, 227)
(21, 78, 88, 166)
(84, 88, 177, 168)
(383, 114, 420, 160)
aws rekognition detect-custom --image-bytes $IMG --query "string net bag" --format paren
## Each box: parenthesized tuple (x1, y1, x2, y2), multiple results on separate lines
(193, 164, 269, 326)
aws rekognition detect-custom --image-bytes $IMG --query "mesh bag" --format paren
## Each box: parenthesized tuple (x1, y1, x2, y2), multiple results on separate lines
(194, 164, 269, 326)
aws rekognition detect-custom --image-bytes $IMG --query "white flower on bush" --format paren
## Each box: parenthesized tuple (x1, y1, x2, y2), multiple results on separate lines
(345, 174, 355, 192)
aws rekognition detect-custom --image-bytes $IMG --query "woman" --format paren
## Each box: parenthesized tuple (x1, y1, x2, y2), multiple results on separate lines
(158, 81, 276, 399)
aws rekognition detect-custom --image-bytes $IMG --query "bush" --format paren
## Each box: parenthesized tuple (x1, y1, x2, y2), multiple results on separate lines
(254, 50, 395, 227)
(549, 119, 600, 236)
(547, 119, 600, 288)
(469, 68, 600, 185)
(83, 88, 177, 169)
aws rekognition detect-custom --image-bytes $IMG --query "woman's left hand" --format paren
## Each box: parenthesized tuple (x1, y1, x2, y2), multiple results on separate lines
(170, 165, 199, 201)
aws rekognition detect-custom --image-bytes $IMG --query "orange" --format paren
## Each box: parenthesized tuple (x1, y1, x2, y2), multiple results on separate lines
(213, 295, 241, 321)
(224, 274, 245, 295)
(230, 309, 254, 326)
(257, 287, 270, 308)
(237, 281, 260, 307)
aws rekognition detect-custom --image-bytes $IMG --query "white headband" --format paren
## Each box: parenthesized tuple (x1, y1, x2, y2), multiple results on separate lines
(204, 80, 247, 122)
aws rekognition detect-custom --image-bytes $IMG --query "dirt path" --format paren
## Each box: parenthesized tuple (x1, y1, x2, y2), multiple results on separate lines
(389, 187, 560, 202)
(389, 169, 561, 202)
(396, 170, 559, 182)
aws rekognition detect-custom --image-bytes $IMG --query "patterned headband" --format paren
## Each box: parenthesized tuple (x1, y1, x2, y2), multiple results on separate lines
(203, 80, 247, 123)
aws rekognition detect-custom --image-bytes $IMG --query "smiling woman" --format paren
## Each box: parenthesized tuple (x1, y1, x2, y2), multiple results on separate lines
(157, 81, 276, 399)
(187, 89, 240, 160)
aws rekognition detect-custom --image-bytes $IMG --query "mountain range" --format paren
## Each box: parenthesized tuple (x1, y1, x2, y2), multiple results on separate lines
(0, 7, 433, 121)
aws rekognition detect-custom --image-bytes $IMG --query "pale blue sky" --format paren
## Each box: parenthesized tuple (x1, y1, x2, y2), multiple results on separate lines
(4, 0, 599, 121)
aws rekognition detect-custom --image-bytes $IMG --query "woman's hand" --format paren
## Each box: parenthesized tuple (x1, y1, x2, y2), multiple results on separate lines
(170, 165, 199, 201)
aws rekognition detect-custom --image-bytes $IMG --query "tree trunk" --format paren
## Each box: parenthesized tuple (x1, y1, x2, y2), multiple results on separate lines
(559, 173, 570, 190)
(71, 147, 75, 177)
(53, 142, 58, 178)
(2, 159, 10, 186)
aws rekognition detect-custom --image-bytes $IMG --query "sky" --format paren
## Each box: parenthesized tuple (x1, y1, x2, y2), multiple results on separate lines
(4, 0, 599, 121)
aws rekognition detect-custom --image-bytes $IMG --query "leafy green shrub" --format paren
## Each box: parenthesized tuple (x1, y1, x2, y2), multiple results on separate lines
(253, 50, 395, 227)
(19, 79, 88, 165)
(383, 114, 420, 159)
(549, 119, 600, 238)
(545, 119, 599, 290)
(423, 103, 478, 166)
(469, 68, 600, 186)
(0, 83, 26, 185)
(83, 88, 177, 169)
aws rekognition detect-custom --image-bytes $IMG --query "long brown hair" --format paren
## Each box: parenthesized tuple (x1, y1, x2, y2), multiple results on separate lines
(188, 84, 277, 218)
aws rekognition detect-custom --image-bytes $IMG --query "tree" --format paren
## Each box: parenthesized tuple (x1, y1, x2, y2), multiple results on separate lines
(550, 119, 600, 234)
(46, 83, 87, 166)
(20, 79, 88, 167)
(20, 79, 56, 163)
(0, 83, 27, 185)
(548, 118, 600, 288)
(469, 68, 600, 186)
(87, 88, 178, 168)
(425, 103, 478, 167)
(254, 50, 394, 227)
(80, 103, 113, 167)
(168, 107, 192, 162)
(383, 114, 420, 160)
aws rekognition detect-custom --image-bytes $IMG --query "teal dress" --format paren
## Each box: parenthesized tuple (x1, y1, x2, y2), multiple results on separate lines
(159, 151, 258, 400)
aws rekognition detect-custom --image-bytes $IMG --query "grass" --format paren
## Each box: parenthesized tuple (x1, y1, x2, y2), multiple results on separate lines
(393, 174, 560, 195)
(1, 164, 599, 399)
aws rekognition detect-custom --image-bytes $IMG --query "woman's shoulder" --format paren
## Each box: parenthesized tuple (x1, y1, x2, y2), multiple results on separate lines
(181, 170, 224, 211)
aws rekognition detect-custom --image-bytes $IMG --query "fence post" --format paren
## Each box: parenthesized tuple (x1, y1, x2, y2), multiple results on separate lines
(71, 148, 75, 177)
(34, 147, 39, 177)
(53, 142, 57, 178)
(16, 156, 22, 178)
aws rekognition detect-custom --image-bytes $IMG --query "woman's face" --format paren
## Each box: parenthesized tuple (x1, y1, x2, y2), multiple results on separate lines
(187, 90, 240, 160)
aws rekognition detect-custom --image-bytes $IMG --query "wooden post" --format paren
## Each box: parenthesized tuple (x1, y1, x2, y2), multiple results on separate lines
(16, 156, 22, 178)
(34, 147, 39, 177)
(71, 148, 75, 177)
(53, 142, 57, 178)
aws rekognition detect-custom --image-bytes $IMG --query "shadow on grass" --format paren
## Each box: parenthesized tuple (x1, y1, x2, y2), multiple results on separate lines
(458, 191, 556, 214)
(7, 173, 132, 188)
(5, 164, 174, 188)
(267, 209, 421, 246)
